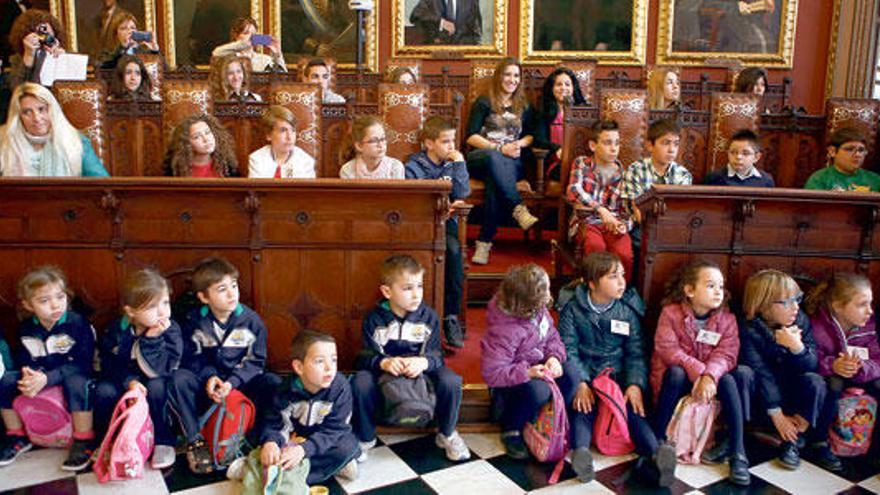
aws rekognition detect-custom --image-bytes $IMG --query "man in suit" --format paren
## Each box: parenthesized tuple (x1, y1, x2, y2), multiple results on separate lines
(409, 0, 482, 45)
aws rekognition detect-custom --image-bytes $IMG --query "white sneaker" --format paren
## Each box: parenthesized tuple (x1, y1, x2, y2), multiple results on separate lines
(226, 455, 247, 481)
(337, 459, 359, 481)
(435, 431, 471, 461)
(512, 204, 538, 230)
(471, 241, 492, 265)
(151, 445, 176, 470)
(357, 438, 376, 462)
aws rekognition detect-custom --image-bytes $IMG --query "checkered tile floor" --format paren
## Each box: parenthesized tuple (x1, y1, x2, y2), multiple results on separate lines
(3, 433, 880, 494)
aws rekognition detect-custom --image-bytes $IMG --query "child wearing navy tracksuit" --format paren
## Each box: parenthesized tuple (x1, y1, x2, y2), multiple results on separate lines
(0, 266, 96, 471)
(351, 254, 469, 462)
(261, 330, 360, 483)
(182, 257, 282, 472)
(557, 253, 676, 486)
(404, 116, 470, 348)
(94, 269, 203, 471)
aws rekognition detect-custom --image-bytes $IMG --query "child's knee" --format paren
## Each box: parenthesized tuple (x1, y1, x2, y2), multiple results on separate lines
(434, 369, 463, 395)
(801, 372, 826, 395)
(663, 366, 687, 385)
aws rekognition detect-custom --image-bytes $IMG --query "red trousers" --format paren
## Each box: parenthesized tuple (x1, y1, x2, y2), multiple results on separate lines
(580, 224, 633, 282)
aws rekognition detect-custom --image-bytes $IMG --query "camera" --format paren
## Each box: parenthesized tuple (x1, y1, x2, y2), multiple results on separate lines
(36, 24, 56, 47)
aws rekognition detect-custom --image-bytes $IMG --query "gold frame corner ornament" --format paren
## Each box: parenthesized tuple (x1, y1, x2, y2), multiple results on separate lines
(656, 0, 799, 68)
(164, 0, 261, 69)
(61, 0, 157, 54)
(390, 0, 508, 59)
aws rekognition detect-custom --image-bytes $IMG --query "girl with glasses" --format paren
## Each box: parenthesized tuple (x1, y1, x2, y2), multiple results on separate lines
(339, 116, 404, 180)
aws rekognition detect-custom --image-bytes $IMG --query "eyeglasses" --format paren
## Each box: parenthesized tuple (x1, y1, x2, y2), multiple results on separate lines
(840, 145, 868, 155)
(363, 137, 386, 145)
(772, 293, 803, 308)
(728, 150, 756, 158)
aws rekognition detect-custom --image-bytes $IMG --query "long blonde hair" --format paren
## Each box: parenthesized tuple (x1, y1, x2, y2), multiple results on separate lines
(0, 82, 83, 176)
(647, 67, 679, 110)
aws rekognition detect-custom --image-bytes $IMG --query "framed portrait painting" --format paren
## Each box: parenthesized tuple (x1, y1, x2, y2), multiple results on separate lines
(519, 0, 648, 64)
(656, 0, 799, 67)
(55, 0, 154, 61)
(269, 0, 378, 72)
(391, 0, 507, 58)
(162, 0, 261, 68)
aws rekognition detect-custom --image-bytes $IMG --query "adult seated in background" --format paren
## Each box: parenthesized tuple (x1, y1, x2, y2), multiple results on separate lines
(210, 55, 261, 102)
(647, 67, 680, 110)
(7, 9, 66, 87)
(163, 114, 238, 178)
(97, 11, 159, 69)
(735, 67, 768, 97)
(303, 58, 345, 104)
(384, 66, 417, 84)
(805, 127, 880, 192)
(536, 66, 587, 180)
(108, 54, 155, 101)
(248, 105, 315, 178)
(704, 129, 774, 187)
(0, 82, 108, 177)
(211, 16, 286, 73)
(466, 57, 539, 265)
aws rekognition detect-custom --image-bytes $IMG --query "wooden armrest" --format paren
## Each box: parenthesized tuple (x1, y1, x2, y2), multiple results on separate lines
(453, 202, 473, 246)
(532, 147, 549, 195)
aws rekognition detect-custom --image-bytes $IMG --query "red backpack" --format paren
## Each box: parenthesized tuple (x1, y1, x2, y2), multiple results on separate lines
(199, 389, 255, 469)
(591, 368, 635, 456)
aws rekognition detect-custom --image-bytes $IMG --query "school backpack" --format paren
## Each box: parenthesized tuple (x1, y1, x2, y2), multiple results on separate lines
(13, 385, 72, 448)
(241, 446, 310, 495)
(829, 387, 878, 457)
(378, 373, 436, 427)
(523, 373, 569, 484)
(665, 396, 719, 464)
(93, 389, 154, 483)
(591, 368, 635, 456)
(199, 389, 256, 469)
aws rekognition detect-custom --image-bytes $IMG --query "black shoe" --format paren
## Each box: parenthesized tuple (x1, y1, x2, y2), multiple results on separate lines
(501, 431, 529, 460)
(655, 442, 677, 487)
(728, 453, 751, 486)
(187, 437, 215, 474)
(444, 315, 464, 348)
(701, 437, 730, 465)
(62, 439, 93, 471)
(0, 436, 33, 467)
(809, 442, 843, 473)
(571, 446, 594, 483)
(778, 441, 800, 470)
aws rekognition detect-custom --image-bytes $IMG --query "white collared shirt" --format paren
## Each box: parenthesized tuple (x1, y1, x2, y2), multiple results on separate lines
(248, 145, 316, 178)
(727, 165, 762, 181)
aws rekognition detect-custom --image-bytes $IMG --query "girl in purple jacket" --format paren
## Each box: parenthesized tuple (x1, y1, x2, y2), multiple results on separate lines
(480, 264, 589, 477)
(808, 273, 879, 456)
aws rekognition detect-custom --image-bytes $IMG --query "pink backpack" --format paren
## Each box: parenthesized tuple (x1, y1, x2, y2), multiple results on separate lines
(591, 368, 635, 456)
(523, 373, 569, 484)
(829, 387, 878, 457)
(13, 385, 72, 448)
(665, 397, 718, 464)
(93, 389, 154, 483)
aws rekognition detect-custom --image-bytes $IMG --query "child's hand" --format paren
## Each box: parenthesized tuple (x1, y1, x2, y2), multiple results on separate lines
(770, 411, 799, 443)
(833, 353, 860, 378)
(402, 357, 428, 378)
(381, 357, 406, 377)
(527, 364, 547, 379)
(144, 318, 171, 338)
(206, 376, 231, 402)
(127, 380, 147, 395)
(448, 150, 464, 162)
(774, 326, 804, 354)
(261, 441, 281, 466)
(18, 368, 47, 397)
(625, 385, 645, 416)
(573, 382, 594, 413)
(544, 357, 563, 379)
(279, 444, 306, 470)
(691, 375, 716, 403)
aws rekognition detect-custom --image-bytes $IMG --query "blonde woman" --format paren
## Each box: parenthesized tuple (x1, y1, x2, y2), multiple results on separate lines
(0, 83, 108, 177)
(647, 68, 681, 110)
(210, 55, 262, 102)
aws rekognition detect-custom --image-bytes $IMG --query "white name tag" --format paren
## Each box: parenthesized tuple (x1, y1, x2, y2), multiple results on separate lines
(539, 316, 550, 338)
(848, 346, 870, 360)
(610, 320, 630, 336)
(696, 329, 721, 346)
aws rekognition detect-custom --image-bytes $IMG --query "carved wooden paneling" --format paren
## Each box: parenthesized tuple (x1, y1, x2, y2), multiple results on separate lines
(706, 92, 760, 175)
(379, 83, 430, 162)
(599, 89, 648, 169)
(214, 102, 269, 177)
(53, 80, 108, 166)
(161, 79, 212, 147)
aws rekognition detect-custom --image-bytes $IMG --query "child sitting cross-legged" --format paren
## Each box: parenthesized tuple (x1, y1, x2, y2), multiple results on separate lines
(259, 330, 361, 484)
(557, 253, 677, 486)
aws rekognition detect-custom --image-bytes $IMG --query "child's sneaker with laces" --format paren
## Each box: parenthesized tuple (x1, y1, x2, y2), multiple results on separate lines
(186, 437, 214, 474)
(0, 436, 32, 467)
(62, 438, 93, 471)
(357, 438, 376, 462)
(337, 459, 359, 481)
(151, 444, 177, 470)
(436, 431, 470, 461)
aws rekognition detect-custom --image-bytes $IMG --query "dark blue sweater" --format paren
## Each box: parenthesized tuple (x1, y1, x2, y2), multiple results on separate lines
(99, 316, 184, 387)
(704, 168, 775, 187)
(404, 150, 471, 201)
(356, 301, 444, 373)
(17, 311, 95, 386)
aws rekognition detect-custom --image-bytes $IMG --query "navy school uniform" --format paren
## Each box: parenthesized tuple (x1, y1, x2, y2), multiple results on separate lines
(261, 374, 360, 484)
(94, 316, 200, 445)
(351, 301, 463, 441)
(182, 304, 282, 429)
(0, 311, 95, 411)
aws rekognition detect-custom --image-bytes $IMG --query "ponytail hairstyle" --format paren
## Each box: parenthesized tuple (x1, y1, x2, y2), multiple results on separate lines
(661, 259, 727, 308)
(339, 115, 384, 163)
(805, 272, 872, 316)
(495, 263, 551, 319)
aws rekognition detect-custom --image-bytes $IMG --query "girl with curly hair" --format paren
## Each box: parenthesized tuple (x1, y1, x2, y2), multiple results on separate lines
(7, 9, 66, 87)
(163, 114, 238, 178)
(108, 54, 155, 101)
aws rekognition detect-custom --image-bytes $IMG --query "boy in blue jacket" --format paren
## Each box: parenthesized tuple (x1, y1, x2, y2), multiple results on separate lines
(351, 254, 470, 462)
(182, 257, 282, 466)
(260, 330, 360, 483)
(405, 116, 470, 348)
(558, 252, 676, 486)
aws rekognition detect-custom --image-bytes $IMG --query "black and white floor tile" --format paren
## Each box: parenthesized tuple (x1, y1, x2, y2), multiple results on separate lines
(3, 433, 880, 494)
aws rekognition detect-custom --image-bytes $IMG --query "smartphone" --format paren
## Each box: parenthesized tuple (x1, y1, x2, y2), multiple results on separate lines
(250, 34, 272, 46)
(131, 31, 152, 42)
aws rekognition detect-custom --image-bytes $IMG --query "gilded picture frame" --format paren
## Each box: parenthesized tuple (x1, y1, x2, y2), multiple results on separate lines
(656, 0, 799, 68)
(269, 0, 379, 72)
(391, 0, 507, 58)
(519, 0, 648, 65)
(60, 0, 156, 60)
(162, 0, 262, 69)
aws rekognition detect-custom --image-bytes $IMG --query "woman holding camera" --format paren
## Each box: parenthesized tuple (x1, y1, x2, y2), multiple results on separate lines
(98, 11, 159, 69)
(211, 16, 286, 73)
(7, 9, 66, 87)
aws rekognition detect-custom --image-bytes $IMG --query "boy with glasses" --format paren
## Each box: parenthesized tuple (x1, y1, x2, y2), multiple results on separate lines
(806, 127, 880, 192)
(705, 129, 775, 187)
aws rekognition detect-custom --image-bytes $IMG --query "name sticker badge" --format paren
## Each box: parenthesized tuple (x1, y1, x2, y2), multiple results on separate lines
(610, 320, 630, 336)
(696, 329, 722, 346)
(539, 316, 550, 338)
(848, 345, 870, 360)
